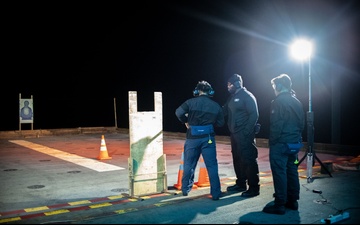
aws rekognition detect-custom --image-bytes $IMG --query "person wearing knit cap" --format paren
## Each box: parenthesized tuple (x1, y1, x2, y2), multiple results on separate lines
(223, 74, 261, 198)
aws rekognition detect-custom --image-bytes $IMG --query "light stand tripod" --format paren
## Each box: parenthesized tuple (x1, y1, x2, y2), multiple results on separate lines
(297, 56, 332, 183)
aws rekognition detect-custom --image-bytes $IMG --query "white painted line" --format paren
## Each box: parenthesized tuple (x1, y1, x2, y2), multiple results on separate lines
(9, 140, 125, 172)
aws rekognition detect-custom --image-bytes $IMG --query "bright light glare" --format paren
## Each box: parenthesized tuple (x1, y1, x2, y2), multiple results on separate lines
(290, 39, 312, 60)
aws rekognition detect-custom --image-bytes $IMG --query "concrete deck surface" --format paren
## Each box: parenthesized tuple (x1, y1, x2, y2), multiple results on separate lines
(0, 130, 359, 224)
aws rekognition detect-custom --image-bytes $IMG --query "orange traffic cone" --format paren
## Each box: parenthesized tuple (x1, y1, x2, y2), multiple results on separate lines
(174, 150, 197, 190)
(195, 155, 210, 187)
(97, 135, 112, 160)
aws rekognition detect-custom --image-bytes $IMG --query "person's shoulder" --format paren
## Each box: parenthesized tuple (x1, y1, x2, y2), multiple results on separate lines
(242, 88, 256, 98)
(181, 97, 196, 105)
(241, 87, 251, 94)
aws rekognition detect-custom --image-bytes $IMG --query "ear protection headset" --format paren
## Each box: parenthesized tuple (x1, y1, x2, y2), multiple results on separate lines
(193, 87, 215, 96)
(193, 81, 215, 97)
(208, 88, 215, 96)
(193, 88, 200, 96)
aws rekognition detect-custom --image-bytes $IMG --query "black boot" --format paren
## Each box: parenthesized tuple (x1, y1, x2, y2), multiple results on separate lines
(241, 189, 259, 197)
(241, 185, 259, 197)
(285, 200, 298, 210)
(226, 184, 246, 192)
(263, 202, 286, 215)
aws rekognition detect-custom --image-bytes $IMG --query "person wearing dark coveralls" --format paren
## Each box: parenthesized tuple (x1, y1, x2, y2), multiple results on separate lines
(175, 80, 225, 200)
(223, 74, 260, 197)
(262, 74, 305, 215)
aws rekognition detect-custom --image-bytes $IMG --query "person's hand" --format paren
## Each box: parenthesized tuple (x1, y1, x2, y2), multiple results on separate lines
(185, 123, 189, 129)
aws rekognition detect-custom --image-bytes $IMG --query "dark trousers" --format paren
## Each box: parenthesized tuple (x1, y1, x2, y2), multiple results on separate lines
(182, 136, 221, 198)
(269, 143, 300, 205)
(230, 131, 260, 191)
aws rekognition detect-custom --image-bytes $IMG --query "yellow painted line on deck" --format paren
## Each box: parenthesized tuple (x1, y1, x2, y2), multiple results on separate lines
(9, 140, 125, 172)
(68, 200, 92, 206)
(0, 217, 21, 223)
(24, 206, 49, 212)
(89, 202, 113, 208)
(44, 209, 70, 216)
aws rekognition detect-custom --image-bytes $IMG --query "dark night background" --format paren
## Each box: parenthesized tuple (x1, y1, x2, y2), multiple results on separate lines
(3, 0, 360, 146)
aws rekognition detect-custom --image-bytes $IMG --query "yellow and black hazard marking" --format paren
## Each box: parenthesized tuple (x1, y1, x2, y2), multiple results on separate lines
(0, 176, 275, 223)
(0, 191, 183, 224)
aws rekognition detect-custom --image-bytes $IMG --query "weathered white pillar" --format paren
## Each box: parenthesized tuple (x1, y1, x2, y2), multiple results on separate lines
(128, 91, 167, 197)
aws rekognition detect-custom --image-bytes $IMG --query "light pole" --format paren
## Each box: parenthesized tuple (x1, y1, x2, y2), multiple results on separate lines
(290, 39, 332, 183)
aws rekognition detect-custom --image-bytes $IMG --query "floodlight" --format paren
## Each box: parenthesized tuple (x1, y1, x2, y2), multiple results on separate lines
(290, 39, 312, 60)
(289, 39, 331, 183)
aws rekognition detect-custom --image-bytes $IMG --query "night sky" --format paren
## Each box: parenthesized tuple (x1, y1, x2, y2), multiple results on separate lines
(3, 0, 360, 146)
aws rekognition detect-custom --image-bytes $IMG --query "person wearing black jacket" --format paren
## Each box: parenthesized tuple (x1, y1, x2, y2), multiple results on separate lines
(223, 74, 260, 198)
(175, 80, 225, 200)
(262, 74, 305, 215)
